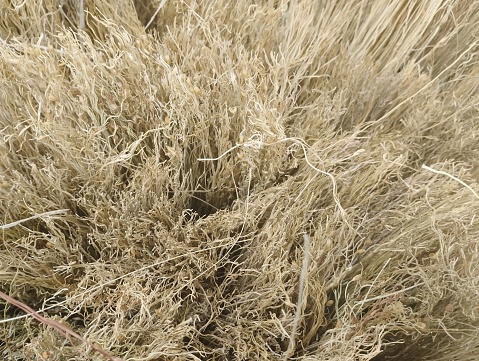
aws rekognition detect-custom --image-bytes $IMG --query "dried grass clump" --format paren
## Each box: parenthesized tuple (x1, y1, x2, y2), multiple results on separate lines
(1, 0, 479, 360)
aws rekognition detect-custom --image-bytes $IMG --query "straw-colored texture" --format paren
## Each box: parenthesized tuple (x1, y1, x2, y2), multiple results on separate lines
(1, 0, 479, 360)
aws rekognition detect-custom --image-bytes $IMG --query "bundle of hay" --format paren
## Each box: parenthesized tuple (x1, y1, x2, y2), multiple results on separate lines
(1, 0, 479, 360)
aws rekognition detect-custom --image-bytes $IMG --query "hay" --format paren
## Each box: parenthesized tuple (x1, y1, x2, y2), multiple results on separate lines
(1, 0, 479, 360)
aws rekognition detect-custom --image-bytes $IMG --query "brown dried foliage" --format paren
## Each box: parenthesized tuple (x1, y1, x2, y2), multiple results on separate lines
(1, 0, 479, 360)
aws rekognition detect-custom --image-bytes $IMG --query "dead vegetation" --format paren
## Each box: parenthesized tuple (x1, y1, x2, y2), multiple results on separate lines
(1, 0, 479, 360)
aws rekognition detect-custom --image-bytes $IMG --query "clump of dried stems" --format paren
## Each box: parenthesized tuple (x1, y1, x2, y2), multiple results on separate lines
(1, 0, 479, 360)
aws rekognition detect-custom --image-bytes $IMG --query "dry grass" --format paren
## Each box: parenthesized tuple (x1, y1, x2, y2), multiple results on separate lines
(1, 0, 479, 360)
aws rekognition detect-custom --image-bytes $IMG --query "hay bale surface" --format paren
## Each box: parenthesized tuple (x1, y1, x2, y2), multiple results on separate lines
(1, 1, 479, 360)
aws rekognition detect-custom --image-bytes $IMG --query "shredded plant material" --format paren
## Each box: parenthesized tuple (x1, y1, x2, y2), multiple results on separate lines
(1, 0, 479, 360)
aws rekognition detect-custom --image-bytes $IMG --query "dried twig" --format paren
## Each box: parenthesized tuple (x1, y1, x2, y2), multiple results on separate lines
(0, 291, 124, 361)
(0, 209, 69, 230)
(422, 164, 479, 200)
(284, 234, 311, 360)
(145, 0, 168, 29)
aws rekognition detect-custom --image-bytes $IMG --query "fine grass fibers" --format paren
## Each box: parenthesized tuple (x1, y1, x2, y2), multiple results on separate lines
(1, 0, 479, 360)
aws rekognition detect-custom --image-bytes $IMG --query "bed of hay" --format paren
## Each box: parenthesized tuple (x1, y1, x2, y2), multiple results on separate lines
(1, 1, 479, 360)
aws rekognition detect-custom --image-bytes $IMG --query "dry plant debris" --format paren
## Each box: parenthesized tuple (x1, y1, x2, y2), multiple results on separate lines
(1, 0, 479, 360)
